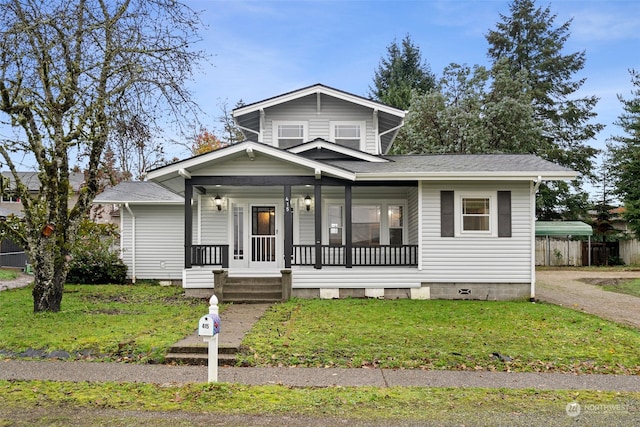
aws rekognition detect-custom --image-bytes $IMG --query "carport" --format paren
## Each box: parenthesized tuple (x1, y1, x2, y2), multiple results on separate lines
(535, 221, 593, 266)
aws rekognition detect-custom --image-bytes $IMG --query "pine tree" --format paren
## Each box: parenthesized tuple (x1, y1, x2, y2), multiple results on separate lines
(369, 34, 436, 111)
(607, 69, 640, 238)
(486, 0, 602, 220)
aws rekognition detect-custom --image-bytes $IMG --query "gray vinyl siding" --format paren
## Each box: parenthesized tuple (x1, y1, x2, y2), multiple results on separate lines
(263, 94, 377, 153)
(198, 195, 228, 244)
(120, 205, 184, 281)
(407, 187, 419, 245)
(421, 181, 532, 283)
(292, 267, 422, 289)
(192, 155, 311, 176)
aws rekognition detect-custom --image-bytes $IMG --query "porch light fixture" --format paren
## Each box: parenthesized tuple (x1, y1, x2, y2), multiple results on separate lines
(304, 195, 312, 211)
(214, 194, 222, 211)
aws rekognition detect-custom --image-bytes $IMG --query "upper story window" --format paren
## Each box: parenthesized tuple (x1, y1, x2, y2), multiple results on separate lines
(330, 121, 365, 151)
(273, 121, 307, 148)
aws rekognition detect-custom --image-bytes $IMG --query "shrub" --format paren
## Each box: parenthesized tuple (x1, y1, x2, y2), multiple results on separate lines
(67, 220, 127, 284)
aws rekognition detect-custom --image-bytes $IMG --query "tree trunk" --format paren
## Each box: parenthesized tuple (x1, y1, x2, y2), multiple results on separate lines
(32, 276, 64, 312)
(31, 248, 68, 313)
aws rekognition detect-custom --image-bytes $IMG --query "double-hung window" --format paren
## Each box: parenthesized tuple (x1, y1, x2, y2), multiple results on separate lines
(330, 121, 365, 151)
(441, 191, 511, 238)
(461, 197, 490, 232)
(273, 122, 307, 148)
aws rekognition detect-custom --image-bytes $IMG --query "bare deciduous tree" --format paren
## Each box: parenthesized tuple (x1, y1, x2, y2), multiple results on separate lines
(0, 0, 205, 312)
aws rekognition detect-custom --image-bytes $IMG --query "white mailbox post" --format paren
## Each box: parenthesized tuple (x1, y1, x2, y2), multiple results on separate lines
(198, 295, 220, 383)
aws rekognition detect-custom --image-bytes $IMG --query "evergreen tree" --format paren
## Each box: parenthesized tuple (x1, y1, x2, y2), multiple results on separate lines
(397, 60, 541, 156)
(607, 69, 640, 238)
(369, 34, 436, 111)
(486, 0, 602, 220)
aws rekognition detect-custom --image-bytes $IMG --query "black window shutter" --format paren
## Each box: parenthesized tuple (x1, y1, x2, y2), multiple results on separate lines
(497, 191, 512, 238)
(440, 191, 454, 237)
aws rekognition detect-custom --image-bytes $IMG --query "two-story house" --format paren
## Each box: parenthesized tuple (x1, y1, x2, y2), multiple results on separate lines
(94, 84, 578, 301)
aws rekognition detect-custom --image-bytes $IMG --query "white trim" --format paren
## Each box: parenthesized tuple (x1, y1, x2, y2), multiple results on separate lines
(329, 120, 366, 152)
(530, 180, 537, 299)
(233, 84, 406, 119)
(272, 120, 308, 149)
(417, 181, 423, 271)
(323, 198, 407, 245)
(455, 192, 498, 237)
(355, 172, 578, 181)
(147, 141, 356, 182)
(287, 139, 388, 163)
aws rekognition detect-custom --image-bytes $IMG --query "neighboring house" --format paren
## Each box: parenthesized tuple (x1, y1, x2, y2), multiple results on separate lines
(0, 171, 85, 268)
(94, 84, 578, 301)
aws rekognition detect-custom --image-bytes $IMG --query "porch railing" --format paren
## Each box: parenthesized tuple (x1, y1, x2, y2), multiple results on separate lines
(191, 244, 229, 268)
(292, 244, 418, 267)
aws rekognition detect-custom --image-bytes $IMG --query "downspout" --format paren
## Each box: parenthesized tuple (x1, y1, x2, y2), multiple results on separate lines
(530, 176, 542, 301)
(125, 203, 136, 284)
(380, 119, 405, 155)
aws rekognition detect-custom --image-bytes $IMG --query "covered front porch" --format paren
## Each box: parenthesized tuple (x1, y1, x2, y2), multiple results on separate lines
(182, 175, 420, 291)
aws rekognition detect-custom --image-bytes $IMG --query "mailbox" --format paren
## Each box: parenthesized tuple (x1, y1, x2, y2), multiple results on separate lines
(198, 313, 221, 337)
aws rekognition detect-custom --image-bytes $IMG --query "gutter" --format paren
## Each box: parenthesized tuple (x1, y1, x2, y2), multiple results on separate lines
(530, 176, 542, 301)
(125, 203, 136, 284)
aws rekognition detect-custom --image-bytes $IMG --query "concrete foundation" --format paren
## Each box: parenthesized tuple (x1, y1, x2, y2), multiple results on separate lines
(426, 282, 531, 301)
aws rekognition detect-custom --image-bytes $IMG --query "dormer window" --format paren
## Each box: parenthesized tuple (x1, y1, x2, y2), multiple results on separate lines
(331, 121, 365, 151)
(273, 121, 307, 148)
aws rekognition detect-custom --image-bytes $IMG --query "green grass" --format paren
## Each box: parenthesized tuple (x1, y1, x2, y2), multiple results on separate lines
(0, 268, 18, 280)
(0, 284, 208, 363)
(238, 298, 640, 374)
(2, 283, 640, 374)
(602, 278, 640, 298)
(1, 380, 638, 423)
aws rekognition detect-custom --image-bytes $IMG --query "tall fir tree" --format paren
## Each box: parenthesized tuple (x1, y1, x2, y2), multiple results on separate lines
(486, 0, 602, 220)
(397, 60, 541, 156)
(369, 34, 436, 111)
(607, 69, 640, 238)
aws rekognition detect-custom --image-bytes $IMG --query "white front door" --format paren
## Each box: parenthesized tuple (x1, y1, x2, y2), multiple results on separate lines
(250, 205, 278, 268)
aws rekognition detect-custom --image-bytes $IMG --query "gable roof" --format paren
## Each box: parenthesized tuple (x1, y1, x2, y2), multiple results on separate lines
(287, 138, 388, 163)
(233, 83, 406, 118)
(233, 84, 406, 154)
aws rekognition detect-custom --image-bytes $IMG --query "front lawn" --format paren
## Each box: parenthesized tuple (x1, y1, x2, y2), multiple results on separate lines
(2, 285, 639, 374)
(239, 298, 640, 374)
(0, 284, 208, 363)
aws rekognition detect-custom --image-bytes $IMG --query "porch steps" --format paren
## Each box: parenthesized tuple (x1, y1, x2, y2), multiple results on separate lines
(223, 276, 283, 303)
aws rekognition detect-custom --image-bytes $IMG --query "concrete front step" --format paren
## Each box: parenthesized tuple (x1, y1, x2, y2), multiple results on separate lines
(164, 352, 237, 366)
(223, 277, 284, 303)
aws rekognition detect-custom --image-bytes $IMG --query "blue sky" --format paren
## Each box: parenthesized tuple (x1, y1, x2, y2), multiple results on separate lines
(187, 0, 640, 181)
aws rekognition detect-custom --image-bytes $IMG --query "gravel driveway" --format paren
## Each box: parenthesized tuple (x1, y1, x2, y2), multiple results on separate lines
(536, 268, 640, 329)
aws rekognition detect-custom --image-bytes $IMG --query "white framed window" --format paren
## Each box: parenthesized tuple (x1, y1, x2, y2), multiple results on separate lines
(325, 200, 406, 246)
(273, 121, 307, 148)
(456, 192, 497, 236)
(330, 121, 365, 151)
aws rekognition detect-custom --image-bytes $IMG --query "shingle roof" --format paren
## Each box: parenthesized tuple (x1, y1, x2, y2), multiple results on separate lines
(1, 171, 86, 192)
(93, 181, 183, 204)
(325, 154, 576, 175)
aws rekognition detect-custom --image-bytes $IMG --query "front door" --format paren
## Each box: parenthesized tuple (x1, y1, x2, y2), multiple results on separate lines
(250, 205, 277, 268)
